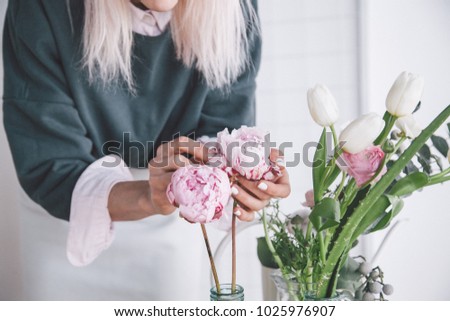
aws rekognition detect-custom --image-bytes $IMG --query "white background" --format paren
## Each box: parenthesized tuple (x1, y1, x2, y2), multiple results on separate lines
(1, 0, 450, 300)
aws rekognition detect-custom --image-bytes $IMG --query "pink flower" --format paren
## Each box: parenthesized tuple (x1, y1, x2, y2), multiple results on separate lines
(302, 189, 315, 208)
(338, 145, 387, 187)
(217, 126, 280, 181)
(166, 165, 231, 224)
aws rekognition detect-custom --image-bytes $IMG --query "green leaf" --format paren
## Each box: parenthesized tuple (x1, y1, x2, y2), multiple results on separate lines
(417, 155, 432, 174)
(419, 144, 431, 160)
(309, 197, 340, 232)
(431, 135, 449, 157)
(366, 195, 404, 233)
(256, 237, 278, 269)
(312, 129, 327, 202)
(323, 166, 342, 192)
(403, 161, 419, 175)
(447, 123, 450, 137)
(389, 172, 429, 196)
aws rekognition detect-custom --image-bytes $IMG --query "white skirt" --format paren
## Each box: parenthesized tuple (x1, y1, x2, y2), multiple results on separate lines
(17, 168, 229, 300)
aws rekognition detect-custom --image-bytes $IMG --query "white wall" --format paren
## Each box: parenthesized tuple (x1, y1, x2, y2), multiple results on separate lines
(257, 0, 360, 213)
(0, 0, 22, 301)
(361, 0, 450, 300)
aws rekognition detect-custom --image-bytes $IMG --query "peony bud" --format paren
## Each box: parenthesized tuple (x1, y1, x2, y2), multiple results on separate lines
(386, 71, 424, 117)
(166, 165, 231, 224)
(217, 126, 280, 181)
(307, 84, 339, 127)
(395, 115, 422, 139)
(339, 113, 385, 154)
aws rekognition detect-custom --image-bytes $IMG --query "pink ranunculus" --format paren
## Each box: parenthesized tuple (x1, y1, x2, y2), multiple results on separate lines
(338, 145, 387, 187)
(217, 126, 280, 181)
(166, 165, 231, 224)
(302, 189, 315, 208)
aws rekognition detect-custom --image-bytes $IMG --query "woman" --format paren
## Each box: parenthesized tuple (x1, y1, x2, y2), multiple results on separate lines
(3, 0, 290, 299)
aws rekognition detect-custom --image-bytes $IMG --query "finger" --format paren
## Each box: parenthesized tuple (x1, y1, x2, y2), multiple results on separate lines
(231, 184, 270, 212)
(237, 178, 271, 201)
(233, 205, 255, 222)
(269, 148, 285, 169)
(156, 137, 209, 163)
(149, 154, 191, 172)
(254, 174, 291, 199)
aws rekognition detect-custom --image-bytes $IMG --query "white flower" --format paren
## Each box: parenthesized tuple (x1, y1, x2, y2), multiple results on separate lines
(307, 84, 339, 127)
(339, 113, 385, 154)
(395, 115, 422, 139)
(386, 71, 424, 117)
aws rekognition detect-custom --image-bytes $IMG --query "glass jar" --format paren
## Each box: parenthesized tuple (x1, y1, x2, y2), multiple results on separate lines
(210, 284, 245, 301)
(270, 270, 352, 301)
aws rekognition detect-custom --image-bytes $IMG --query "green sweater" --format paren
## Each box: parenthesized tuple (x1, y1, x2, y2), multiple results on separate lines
(2, 0, 261, 220)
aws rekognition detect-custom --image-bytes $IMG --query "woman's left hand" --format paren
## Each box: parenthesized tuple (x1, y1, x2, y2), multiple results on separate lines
(231, 149, 291, 221)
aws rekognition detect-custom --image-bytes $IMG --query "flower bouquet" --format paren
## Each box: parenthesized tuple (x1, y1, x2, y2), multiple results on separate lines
(167, 127, 281, 300)
(259, 71, 450, 300)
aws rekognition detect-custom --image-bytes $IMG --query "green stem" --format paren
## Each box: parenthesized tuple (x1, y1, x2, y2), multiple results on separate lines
(374, 112, 397, 146)
(317, 105, 450, 298)
(334, 174, 347, 201)
(317, 231, 326, 264)
(427, 174, 450, 186)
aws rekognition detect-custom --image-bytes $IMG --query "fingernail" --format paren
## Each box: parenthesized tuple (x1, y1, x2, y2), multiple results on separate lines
(234, 209, 241, 216)
(258, 182, 268, 191)
(276, 158, 285, 167)
(231, 186, 239, 196)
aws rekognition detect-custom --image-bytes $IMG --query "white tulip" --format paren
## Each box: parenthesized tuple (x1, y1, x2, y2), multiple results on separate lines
(386, 71, 424, 117)
(307, 84, 339, 127)
(339, 113, 385, 154)
(395, 115, 422, 139)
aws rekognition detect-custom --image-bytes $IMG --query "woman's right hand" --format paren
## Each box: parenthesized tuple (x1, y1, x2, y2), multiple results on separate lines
(147, 136, 209, 215)
(108, 137, 208, 221)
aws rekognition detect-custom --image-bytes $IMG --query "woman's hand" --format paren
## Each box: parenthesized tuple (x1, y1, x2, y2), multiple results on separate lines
(231, 149, 291, 222)
(147, 137, 209, 214)
(108, 137, 208, 221)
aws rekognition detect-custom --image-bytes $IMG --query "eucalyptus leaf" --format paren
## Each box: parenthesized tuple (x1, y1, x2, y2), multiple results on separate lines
(389, 172, 430, 196)
(312, 129, 327, 202)
(419, 144, 431, 160)
(309, 197, 340, 232)
(403, 161, 419, 175)
(337, 256, 363, 293)
(431, 135, 449, 157)
(257, 237, 278, 269)
(417, 155, 432, 174)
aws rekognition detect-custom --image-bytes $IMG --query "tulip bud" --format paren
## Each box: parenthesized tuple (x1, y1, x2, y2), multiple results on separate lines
(395, 115, 422, 139)
(307, 84, 339, 127)
(386, 71, 424, 117)
(339, 113, 385, 154)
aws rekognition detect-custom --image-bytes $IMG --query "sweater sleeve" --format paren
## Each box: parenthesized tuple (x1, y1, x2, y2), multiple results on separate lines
(2, 1, 95, 220)
(195, 0, 262, 137)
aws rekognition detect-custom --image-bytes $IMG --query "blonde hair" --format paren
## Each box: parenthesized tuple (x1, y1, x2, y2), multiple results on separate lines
(82, 0, 258, 90)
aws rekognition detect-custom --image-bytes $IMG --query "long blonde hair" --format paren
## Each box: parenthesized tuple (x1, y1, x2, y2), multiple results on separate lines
(82, 0, 258, 90)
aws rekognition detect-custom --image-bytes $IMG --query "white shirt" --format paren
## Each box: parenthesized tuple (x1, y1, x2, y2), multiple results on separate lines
(67, 4, 172, 266)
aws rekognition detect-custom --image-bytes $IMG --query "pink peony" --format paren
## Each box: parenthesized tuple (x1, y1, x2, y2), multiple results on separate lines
(338, 145, 387, 187)
(302, 189, 315, 208)
(217, 126, 280, 181)
(166, 165, 231, 224)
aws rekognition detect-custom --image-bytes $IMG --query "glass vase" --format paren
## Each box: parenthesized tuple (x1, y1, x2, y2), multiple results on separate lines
(270, 270, 352, 301)
(210, 284, 245, 301)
